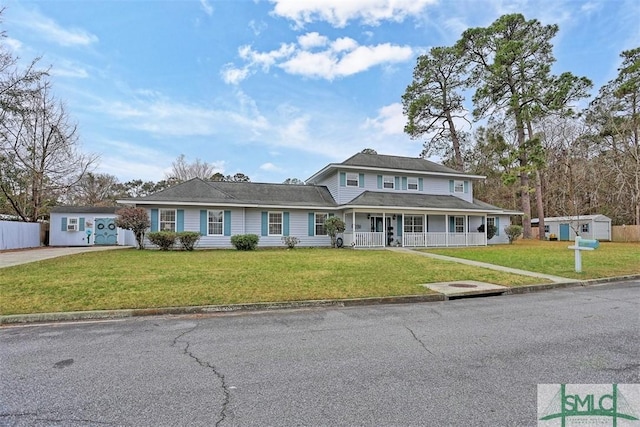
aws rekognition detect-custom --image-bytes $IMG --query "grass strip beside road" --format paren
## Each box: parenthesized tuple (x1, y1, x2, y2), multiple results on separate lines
(1, 248, 544, 315)
(425, 240, 639, 280)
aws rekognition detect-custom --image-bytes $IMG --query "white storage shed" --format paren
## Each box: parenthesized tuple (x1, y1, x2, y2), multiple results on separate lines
(532, 215, 612, 241)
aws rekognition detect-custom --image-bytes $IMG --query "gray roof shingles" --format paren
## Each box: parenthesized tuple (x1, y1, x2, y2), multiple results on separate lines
(127, 178, 337, 207)
(50, 206, 121, 214)
(345, 191, 496, 211)
(340, 152, 470, 175)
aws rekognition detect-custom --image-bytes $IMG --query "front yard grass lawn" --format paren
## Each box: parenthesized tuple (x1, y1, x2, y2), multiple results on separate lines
(425, 240, 639, 280)
(1, 248, 544, 315)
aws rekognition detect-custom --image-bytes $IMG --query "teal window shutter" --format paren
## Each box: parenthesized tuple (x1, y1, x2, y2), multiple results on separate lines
(495, 217, 500, 236)
(151, 209, 158, 232)
(308, 213, 315, 236)
(418, 178, 423, 191)
(339, 172, 346, 187)
(359, 173, 365, 188)
(394, 176, 400, 190)
(377, 175, 382, 189)
(402, 177, 407, 190)
(449, 216, 455, 232)
(177, 210, 184, 232)
(61, 217, 67, 231)
(464, 181, 469, 194)
(200, 210, 207, 235)
(261, 212, 268, 236)
(449, 180, 454, 193)
(283, 212, 290, 236)
(396, 216, 402, 237)
(224, 210, 231, 236)
(79, 218, 85, 231)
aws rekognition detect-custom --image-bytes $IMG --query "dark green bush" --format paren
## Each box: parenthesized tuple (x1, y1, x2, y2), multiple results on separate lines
(148, 231, 177, 251)
(230, 234, 259, 250)
(477, 223, 498, 240)
(177, 231, 201, 251)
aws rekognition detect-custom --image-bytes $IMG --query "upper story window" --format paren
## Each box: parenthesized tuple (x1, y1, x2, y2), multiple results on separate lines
(454, 180, 464, 193)
(407, 177, 418, 191)
(269, 212, 283, 236)
(346, 173, 359, 187)
(208, 210, 223, 235)
(160, 209, 176, 232)
(383, 176, 394, 189)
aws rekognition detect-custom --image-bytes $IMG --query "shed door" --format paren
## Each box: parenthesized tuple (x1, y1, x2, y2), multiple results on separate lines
(94, 218, 117, 245)
(559, 223, 570, 241)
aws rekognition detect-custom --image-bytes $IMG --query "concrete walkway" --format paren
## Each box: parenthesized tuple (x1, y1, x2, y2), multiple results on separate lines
(386, 247, 573, 283)
(0, 246, 130, 269)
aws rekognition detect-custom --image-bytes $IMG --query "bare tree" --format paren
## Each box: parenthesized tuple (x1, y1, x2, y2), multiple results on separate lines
(167, 154, 220, 182)
(68, 172, 121, 206)
(0, 80, 95, 221)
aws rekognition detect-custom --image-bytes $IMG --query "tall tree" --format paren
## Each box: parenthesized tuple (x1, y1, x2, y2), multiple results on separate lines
(458, 14, 562, 238)
(282, 178, 304, 185)
(402, 46, 468, 170)
(0, 80, 94, 221)
(167, 154, 220, 182)
(69, 172, 120, 206)
(587, 47, 640, 225)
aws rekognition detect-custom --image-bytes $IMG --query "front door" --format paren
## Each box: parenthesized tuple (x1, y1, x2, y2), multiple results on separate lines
(94, 218, 117, 245)
(559, 223, 570, 241)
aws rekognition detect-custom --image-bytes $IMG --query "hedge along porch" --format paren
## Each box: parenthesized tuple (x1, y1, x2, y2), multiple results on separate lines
(49, 207, 136, 247)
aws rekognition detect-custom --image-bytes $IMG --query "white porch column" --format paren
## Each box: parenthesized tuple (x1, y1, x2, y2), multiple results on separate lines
(445, 214, 449, 247)
(465, 215, 469, 246)
(484, 215, 488, 245)
(382, 212, 386, 247)
(352, 211, 355, 232)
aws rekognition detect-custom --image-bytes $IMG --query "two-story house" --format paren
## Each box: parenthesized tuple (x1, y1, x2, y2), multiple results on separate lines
(53, 152, 519, 248)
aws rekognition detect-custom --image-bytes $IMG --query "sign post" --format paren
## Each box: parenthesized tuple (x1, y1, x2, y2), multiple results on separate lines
(567, 236, 598, 273)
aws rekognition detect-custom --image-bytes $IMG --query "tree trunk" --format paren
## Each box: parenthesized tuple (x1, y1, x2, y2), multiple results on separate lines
(445, 111, 464, 171)
(516, 115, 532, 239)
(535, 170, 545, 239)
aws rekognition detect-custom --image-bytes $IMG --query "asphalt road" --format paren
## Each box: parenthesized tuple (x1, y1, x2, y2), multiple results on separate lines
(1, 280, 638, 427)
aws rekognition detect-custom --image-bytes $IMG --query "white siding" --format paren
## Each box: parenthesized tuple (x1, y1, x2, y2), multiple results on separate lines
(50, 212, 134, 247)
(318, 175, 339, 205)
(488, 215, 511, 244)
(0, 221, 40, 250)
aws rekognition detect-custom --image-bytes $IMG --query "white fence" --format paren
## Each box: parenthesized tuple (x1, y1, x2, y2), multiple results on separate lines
(403, 232, 486, 247)
(0, 221, 41, 250)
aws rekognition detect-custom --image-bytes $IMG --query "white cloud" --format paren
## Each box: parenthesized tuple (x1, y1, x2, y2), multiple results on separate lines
(3, 37, 23, 52)
(269, 0, 436, 28)
(249, 20, 267, 36)
(200, 0, 214, 16)
(21, 10, 98, 47)
(50, 59, 89, 79)
(363, 103, 406, 135)
(225, 35, 414, 82)
(259, 162, 283, 172)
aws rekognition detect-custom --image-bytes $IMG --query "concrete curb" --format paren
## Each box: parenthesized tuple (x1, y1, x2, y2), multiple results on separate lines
(2, 275, 637, 326)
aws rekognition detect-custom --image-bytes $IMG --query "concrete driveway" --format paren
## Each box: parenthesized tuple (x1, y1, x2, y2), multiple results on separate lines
(0, 246, 130, 269)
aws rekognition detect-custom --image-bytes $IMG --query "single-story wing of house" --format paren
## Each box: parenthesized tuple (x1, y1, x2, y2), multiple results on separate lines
(532, 215, 612, 241)
(49, 206, 136, 247)
(115, 152, 521, 248)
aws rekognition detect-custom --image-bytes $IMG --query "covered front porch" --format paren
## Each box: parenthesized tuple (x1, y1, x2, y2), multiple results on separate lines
(341, 210, 488, 248)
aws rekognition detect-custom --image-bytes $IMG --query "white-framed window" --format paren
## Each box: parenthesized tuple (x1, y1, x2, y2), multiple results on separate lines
(581, 223, 589, 233)
(208, 210, 224, 235)
(407, 177, 419, 191)
(404, 215, 424, 233)
(383, 176, 394, 189)
(454, 180, 464, 193)
(269, 212, 283, 236)
(346, 173, 359, 187)
(67, 217, 79, 231)
(486, 217, 495, 229)
(315, 213, 328, 236)
(544, 225, 550, 233)
(454, 216, 464, 233)
(160, 209, 176, 232)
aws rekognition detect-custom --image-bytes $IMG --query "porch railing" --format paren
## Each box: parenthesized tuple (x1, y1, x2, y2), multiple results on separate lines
(403, 232, 486, 247)
(353, 232, 384, 248)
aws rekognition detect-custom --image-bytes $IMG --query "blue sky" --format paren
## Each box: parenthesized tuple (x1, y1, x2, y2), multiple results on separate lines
(2, 0, 638, 183)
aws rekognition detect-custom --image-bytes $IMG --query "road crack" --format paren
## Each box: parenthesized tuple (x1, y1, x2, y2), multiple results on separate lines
(404, 325, 435, 356)
(172, 324, 231, 427)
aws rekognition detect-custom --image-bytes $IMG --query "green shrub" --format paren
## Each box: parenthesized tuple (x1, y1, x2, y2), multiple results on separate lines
(282, 236, 300, 249)
(230, 234, 259, 250)
(177, 231, 201, 251)
(147, 231, 177, 251)
(504, 225, 523, 244)
(324, 216, 346, 248)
